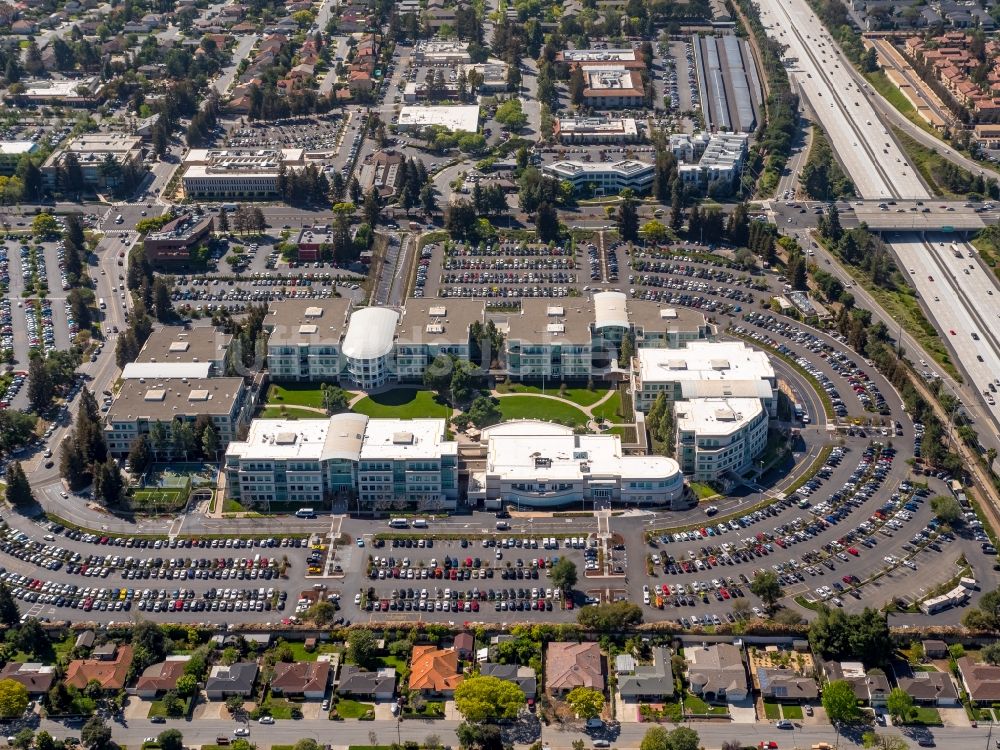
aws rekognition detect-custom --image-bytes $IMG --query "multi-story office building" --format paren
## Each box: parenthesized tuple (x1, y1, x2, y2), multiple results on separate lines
(504, 301, 594, 381)
(542, 159, 655, 195)
(264, 299, 353, 382)
(553, 117, 639, 144)
(468, 421, 687, 510)
(143, 214, 215, 264)
(674, 397, 768, 481)
(341, 307, 401, 390)
(182, 148, 305, 199)
(134, 326, 233, 374)
(41, 134, 143, 191)
(224, 415, 458, 510)
(105, 377, 253, 457)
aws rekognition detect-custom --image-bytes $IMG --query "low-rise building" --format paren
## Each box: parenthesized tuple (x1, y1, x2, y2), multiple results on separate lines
(0, 662, 56, 695)
(396, 105, 480, 133)
(104, 377, 253, 458)
(182, 148, 305, 199)
(553, 116, 639, 144)
(542, 159, 654, 195)
(135, 326, 232, 374)
(41, 134, 143, 191)
(413, 39, 471, 66)
(293, 226, 333, 262)
(133, 656, 191, 698)
(65, 644, 134, 691)
(684, 643, 748, 703)
(143, 214, 215, 264)
(578, 67, 646, 108)
(616, 647, 674, 703)
(271, 660, 332, 699)
(0, 141, 39, 176)
(957, 657, 1000, 705)
(897, 672, 959, 706)
(546, 641, 605, 695)
(357, 150, 405, 199)
(471, 421, 685, 509)
(479, 663, 537, 698)
(205, 662, 259, 699)
(337, 665, 397, 701)
(676, 133, 748, 192)
(409, 646, 463, 696)
(11, 76, 103, 105)
(821, 661, 890, 706)
(265, 298, 353, 382)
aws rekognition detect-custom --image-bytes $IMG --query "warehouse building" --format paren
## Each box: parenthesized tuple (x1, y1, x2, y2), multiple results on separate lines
(693, 35, 761, 133)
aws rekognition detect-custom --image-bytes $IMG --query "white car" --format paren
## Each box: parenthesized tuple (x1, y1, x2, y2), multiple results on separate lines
(258, 716, 274, 725)
(234, 727, 251, 736)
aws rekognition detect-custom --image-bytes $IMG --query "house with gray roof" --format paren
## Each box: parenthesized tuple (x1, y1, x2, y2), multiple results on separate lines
(898, 672, 959, 706)
(756, 667, 818, 702)
(684, 644, 748, 703)
(617, 647, 674, 702)
(480, 663, 537, 699)
(337, 665, 397, 701)
(205, 662, 259, 699)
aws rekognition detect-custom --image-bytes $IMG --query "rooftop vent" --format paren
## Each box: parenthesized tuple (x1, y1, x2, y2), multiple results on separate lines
(304, 306, 324, 318)
(429, 305, 447, 316)
(660, 308, 678, 319)
(426, 323, 444, 334)
(144, 389, 166, 402)
(169, 341, 190, 352)
(188, 389, 210, 402)
(392, 432, 414, 445)
(298, 324, 318, 335)
(274, 432, 297, 445)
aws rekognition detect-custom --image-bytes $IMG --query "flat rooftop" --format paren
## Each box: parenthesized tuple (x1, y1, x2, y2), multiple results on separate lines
(136, 326, 232, 365)
(397, 105, 480, 133)
(637, 341, 774, 384)
(360, 418, 456, 461)
(107, 377, 245, 422)
(676, 396, 764, 436)
(265, 298, 353, 346)
(398, 300, 484, 344)
(226, 413, 370, 462)
(504, 299, 595, 344)
(627, 300, 709, 334)
(0, 141, 38, 156)
(486, 427, 680, 481)
(557, 117, 638, 136)
(21, 77, 99, 97)
(560, 48, 638, 63)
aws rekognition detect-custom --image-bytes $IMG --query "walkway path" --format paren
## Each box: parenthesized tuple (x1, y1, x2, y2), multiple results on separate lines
(490, 387, 616, 418)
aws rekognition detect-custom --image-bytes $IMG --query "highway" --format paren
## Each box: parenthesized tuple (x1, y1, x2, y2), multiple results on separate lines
(756, 0, 1000, 443)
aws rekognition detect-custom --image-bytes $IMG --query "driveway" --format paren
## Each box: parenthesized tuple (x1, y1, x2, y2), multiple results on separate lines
(728, 698, 757, 724)
(124, 697, 152, 720)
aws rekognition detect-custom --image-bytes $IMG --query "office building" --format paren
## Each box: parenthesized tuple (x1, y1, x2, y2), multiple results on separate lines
(469, 421, 686, 510)
(293, 226, 334, 262)
(143, 213, 214, 264)
(12, 77, 104, 105)
(542, 159, 654, 195)
(182, 148, 305, 199)
(223, 415, 458, 510)
(396, 105, 480, 133)
(357, 150, 405, 199)
(676, 132, 748, 191)
(0, 141, 38, 176)
(105, 377, 254, 457)
(553, 117, 639, 144)
(413, 39, 471, 66)
(135, 326, 232, 374)
(265, 298, 353, 382)
(41, 134, 144, 191)
(577, 67, 646, 108)
(674, 397, 767, 481)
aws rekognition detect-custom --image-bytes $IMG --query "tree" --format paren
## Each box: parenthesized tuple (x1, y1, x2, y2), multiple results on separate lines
(617, 189, 639, 243)
(321, 384, 348, 414)
(201, 423, 219, 459)
(32, 213, 59, 238)
(153, 277, 172, 320)
(569, 65, 586, 106)
(494, 99, 527, 131)
(664, 728, 699, 750)
(577, 601, 642, 631)
(4, 462, 34, 507)
(454, 675, 526, 722)
(294, 741, 320, 750)
(157, 730, 184, 750)
(0, 679, 28, 719)
(225, 695, 244, 715)
(0, 582, 19, 627)
(982, 642, 1000, 664)
(861, 733, 908, 750)
(550, 557, 577, 593)
(305, 600, 336, 625)
(535, 201, 560, 243)
(885, 687, 914, 724)
(822, 679, 860, 724)
(565, 686, 604, 719)
(27, 353, 53, 413)
(175, 674, 197, 697)
(930, 495, 962, 524)
(347, 628, 377, 668)
(639, 220, 668, 244)
(640, 727, 670, 750)
(81, 716, 112, 750)
(749, 570, 784, 612)
(420, 183, 438, 216)
(127, 435, 153, 475)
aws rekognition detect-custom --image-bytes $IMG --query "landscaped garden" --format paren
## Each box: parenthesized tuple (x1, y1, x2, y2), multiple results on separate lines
(266, 383, 328, 409)
(496, 395, 588, 427)
(497, 382, 608, 407)
(260, 406, 329, 420)
(352, 389, 453, 419)
(682, 693, 729, 715)
(334, 698, 374, 719)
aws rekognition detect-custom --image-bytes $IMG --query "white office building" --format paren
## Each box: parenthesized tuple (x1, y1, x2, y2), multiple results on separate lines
(542, 159, 654, 195)
(468, 421, 687, 510)
(674, 132, 748, 191)
(342, 307, 401, 389)
(675, 397, 767, 481)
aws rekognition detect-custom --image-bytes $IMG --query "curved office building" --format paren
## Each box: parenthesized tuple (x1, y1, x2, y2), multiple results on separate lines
(342, 307, 400, 389)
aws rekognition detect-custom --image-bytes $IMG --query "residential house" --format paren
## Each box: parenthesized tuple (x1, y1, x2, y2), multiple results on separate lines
(270, 660, 332, 700)
(454, 633, 475, 660)
(11, 19, 36, 34)
(0, 663, 56, 695)
(75, 631, 96, 650)
(479, 663, 537, 699)
(756, 668, 818, 702)
(897, 672, 960, 706)
(337, 665, 397, 701)
(546, 642, 605, 696)
(65, 644, 134, 691)
(957, 657, 1000, 705)
(684, 644, 748, 703)
(133, 656, 191, 698)
(821, 661, 889, 706)
(205, 663, 259, 699)
(616, 647, 674, 703)
(409, 646, 464, 697)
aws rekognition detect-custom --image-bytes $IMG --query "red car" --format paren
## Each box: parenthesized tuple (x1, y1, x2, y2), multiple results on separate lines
(847, 547, 859, 556)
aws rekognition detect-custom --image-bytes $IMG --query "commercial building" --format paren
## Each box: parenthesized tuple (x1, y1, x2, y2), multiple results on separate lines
(182, 148, 305, 199)
(134, 326, 233, 374)
(223, 414, 459, 511)
(293, 226, 334, 262)
(578, 67, 646, 108)
(675, 132, 748, 191)
(413, 39, 471, 66)
(104, 377, 254, 458)
(12, 77, 104, 105)
(553, 116, 639, 144)
(342, 307, 401, 389)
(674, 397, 768, 481)
(265, 298, 353, 382)
(143, 213, 214, 264)
(357, 150, 405, 199)
(542, 159, 654, 195)
(396, 105, 480, 133)
(41, 134, 144, 191)
(0, 141, 38, 175)
(469, 421, 686, 510)
(557, 48, 644, 67)
(693, 35, 760, 133)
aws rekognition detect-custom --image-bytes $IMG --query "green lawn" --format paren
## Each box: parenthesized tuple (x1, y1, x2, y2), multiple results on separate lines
(496, 395, 588, 426)
(259, 406, 328, 420)
(499, 383, 608, 407)
(281, 640, 341, 662)
(335, 699, 373, 718)
(782, 704, 803, 720)
(906, 706, 943, 725)
(260, 694, 296, 720)
(267, 383, 326, 408)
(864, 70, 938, 137)
(223, 499, 246, 513)
(374, 655, 406, 671)
(592, 392, 623, 421)
(763, 701, 780, 720)
(683, 693, 728, 715)
(689, 482, 718, 500)
(352, 389, 452, 419)
(912, 664, 939, 672)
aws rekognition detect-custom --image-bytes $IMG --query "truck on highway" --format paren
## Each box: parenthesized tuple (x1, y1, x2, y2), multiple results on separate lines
(951, 243, 962, 258)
